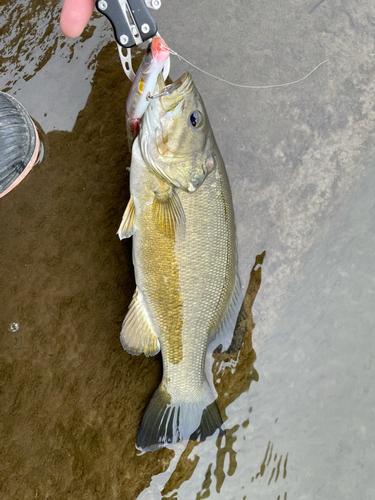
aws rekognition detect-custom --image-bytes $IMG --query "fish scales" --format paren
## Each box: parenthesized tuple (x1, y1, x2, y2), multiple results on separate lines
(133, 146, 235, 384)
(118, 71, 241, 450)
(132, 164, 184, 365)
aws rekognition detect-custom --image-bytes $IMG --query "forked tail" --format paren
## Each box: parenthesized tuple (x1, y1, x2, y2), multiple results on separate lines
(136, 381, 224, 451)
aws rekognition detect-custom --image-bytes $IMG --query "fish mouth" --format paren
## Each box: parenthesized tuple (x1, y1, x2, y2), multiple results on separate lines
(161, 72, 193, 110)
(165, 72, 191, 95)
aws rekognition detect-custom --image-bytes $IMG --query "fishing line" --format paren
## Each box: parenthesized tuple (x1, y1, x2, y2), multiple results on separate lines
(166, 47, 329, 89)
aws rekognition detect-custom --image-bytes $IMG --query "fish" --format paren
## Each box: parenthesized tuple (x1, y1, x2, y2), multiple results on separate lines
(118, 71, 242, 451)
(126, 36, 170, 148)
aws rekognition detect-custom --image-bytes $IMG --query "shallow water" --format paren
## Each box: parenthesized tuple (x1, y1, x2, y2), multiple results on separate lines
(1, 0, 375, 498)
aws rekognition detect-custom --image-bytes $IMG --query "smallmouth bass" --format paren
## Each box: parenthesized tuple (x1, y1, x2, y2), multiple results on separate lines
(118, 71, 242, 451)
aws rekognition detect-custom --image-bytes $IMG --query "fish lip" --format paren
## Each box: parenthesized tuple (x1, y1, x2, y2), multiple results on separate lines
(163, 72, 193, 97)
(160, 73, 193, 112)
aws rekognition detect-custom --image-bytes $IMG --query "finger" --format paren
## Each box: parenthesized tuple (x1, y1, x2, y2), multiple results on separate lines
(60, 0, 95, 38)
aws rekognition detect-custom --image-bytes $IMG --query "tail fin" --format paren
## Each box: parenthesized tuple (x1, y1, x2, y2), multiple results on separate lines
(136, 381, 224, 452)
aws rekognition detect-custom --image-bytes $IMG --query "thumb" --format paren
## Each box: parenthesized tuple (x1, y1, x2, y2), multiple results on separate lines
(60, 0, 95, 38)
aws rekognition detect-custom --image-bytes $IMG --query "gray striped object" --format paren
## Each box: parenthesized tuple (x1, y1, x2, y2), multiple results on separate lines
(0, 92, 39, 197)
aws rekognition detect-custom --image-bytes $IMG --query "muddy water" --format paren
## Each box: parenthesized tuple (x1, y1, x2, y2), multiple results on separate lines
(1, 0, 375, 499)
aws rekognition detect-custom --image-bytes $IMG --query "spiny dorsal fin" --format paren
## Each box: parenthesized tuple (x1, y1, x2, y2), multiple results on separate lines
(117, 195, 135, 240)
(120, 289, 160, 357)
(152, 188, 185, 238)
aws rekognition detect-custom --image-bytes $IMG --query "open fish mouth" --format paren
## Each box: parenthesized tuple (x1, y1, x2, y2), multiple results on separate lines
(161, 72, 193, 111)
(165, 72, 191, 95)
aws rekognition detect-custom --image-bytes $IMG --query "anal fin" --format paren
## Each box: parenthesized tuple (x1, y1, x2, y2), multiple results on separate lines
(118, 195, 135, 240)
(121, 289, 160, 356)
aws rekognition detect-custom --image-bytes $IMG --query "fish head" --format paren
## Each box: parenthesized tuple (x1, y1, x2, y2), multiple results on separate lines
(141, 72, 215, 193)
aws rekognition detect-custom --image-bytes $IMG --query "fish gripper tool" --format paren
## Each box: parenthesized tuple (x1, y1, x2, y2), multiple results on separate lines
(96, 0, 169, 82)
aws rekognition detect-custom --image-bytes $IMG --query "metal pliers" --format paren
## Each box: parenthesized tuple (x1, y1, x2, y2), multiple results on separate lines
(95, 0, 170, 82)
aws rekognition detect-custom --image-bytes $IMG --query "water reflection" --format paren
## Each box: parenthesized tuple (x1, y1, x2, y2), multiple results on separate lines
(0, 0, 97, 91)
(250, 441, 288, 486)
(0, 0, 113, 133)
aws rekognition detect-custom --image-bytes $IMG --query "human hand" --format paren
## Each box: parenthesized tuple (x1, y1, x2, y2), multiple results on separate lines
(60, 0, 95, 38)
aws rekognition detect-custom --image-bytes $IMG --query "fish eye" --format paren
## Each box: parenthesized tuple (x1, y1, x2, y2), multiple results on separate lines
(189, 110, 203, 129)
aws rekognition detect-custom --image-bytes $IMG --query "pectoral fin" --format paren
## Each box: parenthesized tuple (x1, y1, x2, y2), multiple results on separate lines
(117, 195, 135, 240)
(153, 187, 185, 238)
(120, 289, 160, 356)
